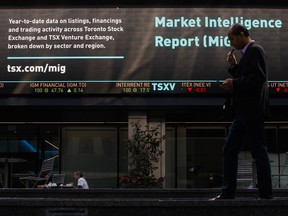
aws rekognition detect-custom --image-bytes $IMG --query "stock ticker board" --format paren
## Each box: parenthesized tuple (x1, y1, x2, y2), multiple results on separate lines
(0, 8, 287, 95)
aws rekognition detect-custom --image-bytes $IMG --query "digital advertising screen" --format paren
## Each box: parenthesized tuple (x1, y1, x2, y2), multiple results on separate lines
(0, 8, 287, 95)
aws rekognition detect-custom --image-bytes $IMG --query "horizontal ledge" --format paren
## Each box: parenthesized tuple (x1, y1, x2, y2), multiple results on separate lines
(0, 197, 288, 207)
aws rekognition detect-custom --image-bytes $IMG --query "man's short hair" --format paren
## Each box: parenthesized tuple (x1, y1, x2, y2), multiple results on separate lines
(75, 171, 83, 178)
(231, 24, 249, 37)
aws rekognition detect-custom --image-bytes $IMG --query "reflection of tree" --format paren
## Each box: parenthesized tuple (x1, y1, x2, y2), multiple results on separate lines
(119, 121, 165, 188)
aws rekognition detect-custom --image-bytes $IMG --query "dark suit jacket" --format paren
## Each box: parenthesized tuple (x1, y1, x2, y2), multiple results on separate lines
(228, 42, 270, 120)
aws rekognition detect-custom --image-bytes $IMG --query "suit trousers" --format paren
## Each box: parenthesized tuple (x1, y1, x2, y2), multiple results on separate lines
(221, 118, 273, 198)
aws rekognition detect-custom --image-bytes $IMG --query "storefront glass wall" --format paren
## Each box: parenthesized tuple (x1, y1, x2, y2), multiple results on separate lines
(0, 123, 287, 189)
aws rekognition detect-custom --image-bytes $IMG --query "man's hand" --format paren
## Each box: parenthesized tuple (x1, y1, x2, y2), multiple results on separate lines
(220, 78, 233, 92)
(227, 50, 237, 67)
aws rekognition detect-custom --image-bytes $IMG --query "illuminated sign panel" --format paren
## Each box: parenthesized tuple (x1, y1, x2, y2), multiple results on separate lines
(0, 8, 287, 95)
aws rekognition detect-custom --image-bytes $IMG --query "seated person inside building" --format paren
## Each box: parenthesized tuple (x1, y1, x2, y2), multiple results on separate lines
(73, 171, 89, 189)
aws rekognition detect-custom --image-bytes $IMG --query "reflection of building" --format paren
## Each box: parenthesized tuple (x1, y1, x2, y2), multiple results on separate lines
(0, 105, 287, 189)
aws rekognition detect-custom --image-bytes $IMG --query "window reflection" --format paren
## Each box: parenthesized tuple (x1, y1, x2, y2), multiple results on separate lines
(61, 127, 120, 188)
(0, 123, 286, 189)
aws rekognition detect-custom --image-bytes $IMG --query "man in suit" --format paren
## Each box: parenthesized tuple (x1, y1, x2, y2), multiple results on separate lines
(211, 24, 273, 200)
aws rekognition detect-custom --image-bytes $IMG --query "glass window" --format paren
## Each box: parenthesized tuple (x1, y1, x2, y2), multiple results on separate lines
(61, 126, 118, 188)
(119, 127, 128, 180)
(165, 127, 176, 188)
(39, 126, 60, 173)
(176, 126, 226, 188)
(276, 127, 288, 188)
